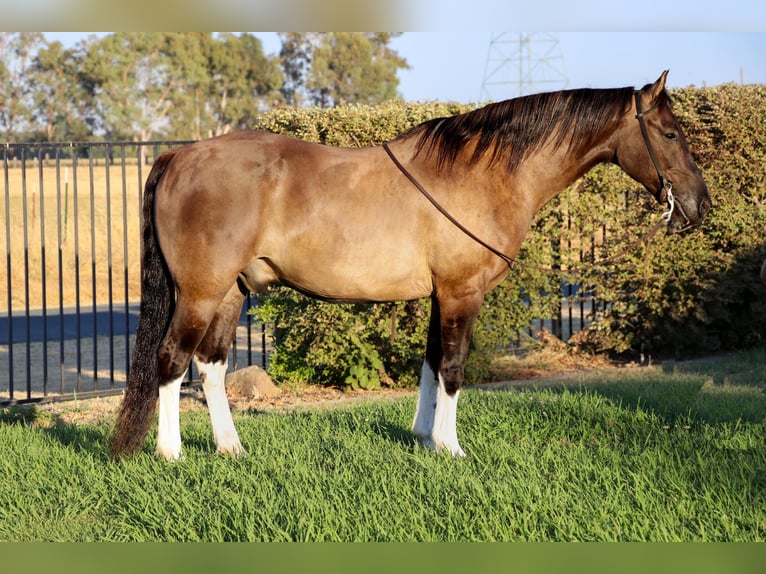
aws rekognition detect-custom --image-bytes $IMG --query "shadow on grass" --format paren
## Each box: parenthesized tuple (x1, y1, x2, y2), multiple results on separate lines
(368, 419, 416, 450)
(0, 404, 112, 459)
(500, 350, 766, 425)
(584, 376, 766, 424)
(0, 405, 43, 425)
(43, 419, 112, 460)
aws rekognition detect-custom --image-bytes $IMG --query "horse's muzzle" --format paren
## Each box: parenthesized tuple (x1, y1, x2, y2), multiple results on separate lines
(667, 195, 711, 233)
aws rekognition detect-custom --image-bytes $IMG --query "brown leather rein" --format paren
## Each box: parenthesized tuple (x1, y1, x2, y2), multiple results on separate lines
(382, 93, 674, 275)
(382, 141, 516, 269)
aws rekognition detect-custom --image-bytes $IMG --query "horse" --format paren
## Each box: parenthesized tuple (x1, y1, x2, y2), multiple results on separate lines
(111, 71, 711, 461)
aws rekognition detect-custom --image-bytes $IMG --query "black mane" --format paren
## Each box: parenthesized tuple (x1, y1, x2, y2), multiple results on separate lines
(404, 87, 638, 172)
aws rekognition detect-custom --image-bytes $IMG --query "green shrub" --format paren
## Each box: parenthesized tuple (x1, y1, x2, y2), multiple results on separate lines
(252, 291, 429, 388)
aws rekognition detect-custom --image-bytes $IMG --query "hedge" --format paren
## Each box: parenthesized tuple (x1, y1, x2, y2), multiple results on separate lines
(250, 86, 766, 388)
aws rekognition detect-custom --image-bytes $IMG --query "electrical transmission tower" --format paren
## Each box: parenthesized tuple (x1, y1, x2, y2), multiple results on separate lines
(480, 33, 568, 101)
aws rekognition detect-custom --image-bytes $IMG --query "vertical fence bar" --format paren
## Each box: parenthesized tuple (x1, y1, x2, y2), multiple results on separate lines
(121, 144, 131, 381)
(3, 146, 14, 399)
(231, 333, 239, 371)
(88, 150, 98, 389)
(261, 315, 267, 369)
(600, 192, 609, 318)
(21, 146, 32, 400)
(246, 293, 253, 367)
(56, 148, 66, 393)
(551, 235, 562, 340)
(38, 147, 49, 394)
(72, 149, 82, 392)
(104, 144, 115, 387)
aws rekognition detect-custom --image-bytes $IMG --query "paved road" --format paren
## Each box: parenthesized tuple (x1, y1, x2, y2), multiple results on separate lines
(0, 302, 258, 345)
(0, 304, 140, 345)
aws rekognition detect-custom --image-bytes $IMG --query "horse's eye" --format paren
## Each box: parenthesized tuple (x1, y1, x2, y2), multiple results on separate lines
(664, 132, 678, 141)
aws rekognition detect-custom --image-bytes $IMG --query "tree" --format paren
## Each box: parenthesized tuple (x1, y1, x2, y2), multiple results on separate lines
(279, 32, 312, 107)
(0, 32, 408, 142)
(171, 33, 283, 139)
(157, 32, 212, 141)
(279, 33, 408, 108)
(205, 33, 282, 135)
(79, 33, 178, 142)
(27, 40, 91, 141)
(0, 32, 44, 141)
(77, 32, 283, 142)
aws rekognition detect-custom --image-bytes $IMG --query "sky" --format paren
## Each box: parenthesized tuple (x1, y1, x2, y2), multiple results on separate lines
(44, 30, 765, 106)
(391, 32, 766, 103)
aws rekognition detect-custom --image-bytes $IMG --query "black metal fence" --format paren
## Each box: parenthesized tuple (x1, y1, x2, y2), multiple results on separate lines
(2, 141, 267, 406)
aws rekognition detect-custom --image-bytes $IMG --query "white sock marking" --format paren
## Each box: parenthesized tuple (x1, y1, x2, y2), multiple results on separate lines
(197, 359, 246, 458)
(412, 360, 438, 442)
(433, 378, 464, 457)
(156, 375, 184, 461)
(412, 360, 465, 457)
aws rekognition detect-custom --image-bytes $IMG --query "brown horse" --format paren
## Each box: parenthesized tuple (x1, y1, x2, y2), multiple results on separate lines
(111, 71, 710, 460)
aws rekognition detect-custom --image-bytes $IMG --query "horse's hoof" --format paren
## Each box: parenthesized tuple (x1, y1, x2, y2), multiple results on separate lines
(437, 442, 466, 458)
(415, 434, 466, 458)
(155, 448, 185, 463)
(217, 444, 248, 459)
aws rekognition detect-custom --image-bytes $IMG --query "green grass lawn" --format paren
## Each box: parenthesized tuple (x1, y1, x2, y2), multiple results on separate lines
(1, 350, 764, 541)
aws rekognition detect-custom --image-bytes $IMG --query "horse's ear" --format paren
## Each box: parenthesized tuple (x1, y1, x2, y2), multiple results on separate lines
(645, 70, 669, 102)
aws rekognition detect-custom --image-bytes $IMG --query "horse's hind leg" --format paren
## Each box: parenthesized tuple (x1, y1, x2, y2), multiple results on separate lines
(157, 376, 184, 461)
(193, 283, 248, 458)
(155, 293, 228, 460)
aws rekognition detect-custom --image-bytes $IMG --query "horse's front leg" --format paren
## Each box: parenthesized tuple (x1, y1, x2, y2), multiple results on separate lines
(413, 292, 481, 457)
(196, 359, 246, 457)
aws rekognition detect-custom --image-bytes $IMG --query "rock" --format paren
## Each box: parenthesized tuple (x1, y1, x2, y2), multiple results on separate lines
(225, 366, 280, 399)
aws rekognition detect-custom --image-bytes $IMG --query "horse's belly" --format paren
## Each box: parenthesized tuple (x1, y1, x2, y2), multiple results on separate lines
(269, 240, 433, 302)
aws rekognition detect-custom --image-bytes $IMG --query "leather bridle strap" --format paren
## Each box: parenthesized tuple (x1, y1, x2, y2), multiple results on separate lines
(634, 90, 672, 202)
(382, 141, 516, 269)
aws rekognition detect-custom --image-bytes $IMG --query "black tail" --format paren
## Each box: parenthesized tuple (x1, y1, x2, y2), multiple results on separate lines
(111, 149, 180, 459)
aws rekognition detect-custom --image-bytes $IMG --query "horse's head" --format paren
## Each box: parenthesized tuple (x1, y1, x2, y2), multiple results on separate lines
(615, 70, 711, 232)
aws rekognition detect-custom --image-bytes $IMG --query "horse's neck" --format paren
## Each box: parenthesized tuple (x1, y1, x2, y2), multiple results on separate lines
(515, 136, 616, 211)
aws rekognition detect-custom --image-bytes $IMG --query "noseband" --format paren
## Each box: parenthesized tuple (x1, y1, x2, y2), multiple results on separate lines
(634, 91, 678, 224)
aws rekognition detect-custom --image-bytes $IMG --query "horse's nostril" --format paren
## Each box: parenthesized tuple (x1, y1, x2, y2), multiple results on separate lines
(699, 198, 712, 218)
